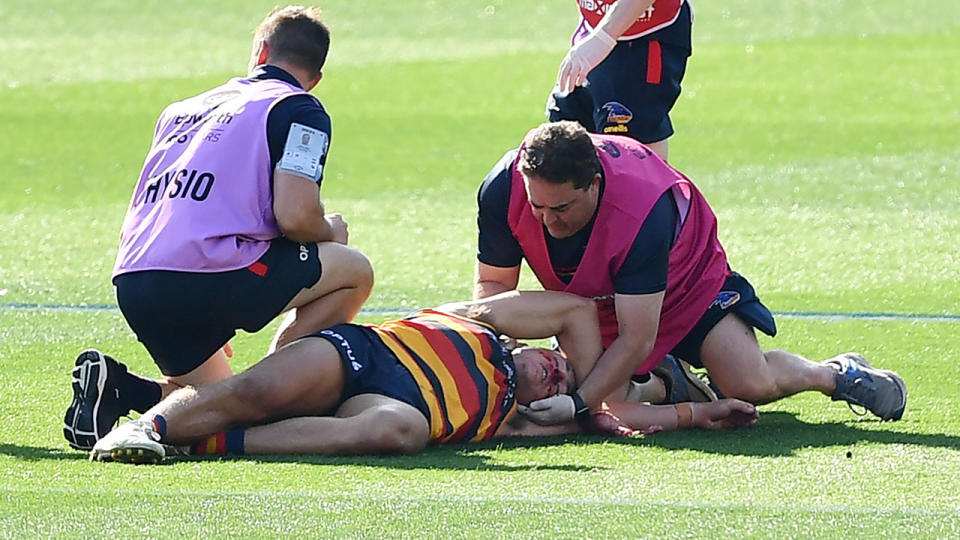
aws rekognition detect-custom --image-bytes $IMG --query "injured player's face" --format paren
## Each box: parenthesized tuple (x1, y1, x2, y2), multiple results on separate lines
(512, 346, 576, 405)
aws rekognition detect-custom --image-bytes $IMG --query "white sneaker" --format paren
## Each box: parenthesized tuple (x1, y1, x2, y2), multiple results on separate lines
(89, 419, 164, 464)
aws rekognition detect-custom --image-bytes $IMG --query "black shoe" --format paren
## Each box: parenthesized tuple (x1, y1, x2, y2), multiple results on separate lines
(63, 349, 131, 450)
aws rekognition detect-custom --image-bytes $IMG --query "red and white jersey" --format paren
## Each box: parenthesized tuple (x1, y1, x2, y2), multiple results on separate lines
(577, 0, 691, 41)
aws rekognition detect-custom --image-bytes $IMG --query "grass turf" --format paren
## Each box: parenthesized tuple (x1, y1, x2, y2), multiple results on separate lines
(0, 0, 958, 537)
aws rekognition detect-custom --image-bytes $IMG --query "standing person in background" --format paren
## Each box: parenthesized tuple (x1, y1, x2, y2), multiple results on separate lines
(549, 0, 693, 161)
(64, 5, 374, 451)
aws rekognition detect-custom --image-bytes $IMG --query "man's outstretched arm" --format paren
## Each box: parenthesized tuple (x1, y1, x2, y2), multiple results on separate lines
(437, 290, 604, 383)
(473, 261, 521, 299)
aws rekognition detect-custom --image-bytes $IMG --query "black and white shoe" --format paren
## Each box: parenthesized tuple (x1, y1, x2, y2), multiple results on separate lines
(63, 349, 131, 450)
(651, 355, 718, 404)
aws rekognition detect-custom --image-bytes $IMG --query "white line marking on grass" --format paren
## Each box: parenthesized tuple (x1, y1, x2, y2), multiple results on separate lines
(2, 486, 959, 518)
(2, 302, 960, 323)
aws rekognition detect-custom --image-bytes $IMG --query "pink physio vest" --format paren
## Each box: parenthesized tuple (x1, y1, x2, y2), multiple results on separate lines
(114, 77, 311, 276)
(507, 132, 728, 374)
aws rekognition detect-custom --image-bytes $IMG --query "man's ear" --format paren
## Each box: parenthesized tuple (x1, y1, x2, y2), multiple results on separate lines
(253, 40, 270, 67)
(304, 71, 323, 92)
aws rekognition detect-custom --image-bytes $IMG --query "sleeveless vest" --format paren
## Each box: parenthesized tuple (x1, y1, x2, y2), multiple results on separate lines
(507, 132, 728, 374)
(114, 77, 312, 276)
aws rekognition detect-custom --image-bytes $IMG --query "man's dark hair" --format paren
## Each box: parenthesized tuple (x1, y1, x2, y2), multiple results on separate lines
(255, 6, 331, 74)
(517, 121, 601, 190)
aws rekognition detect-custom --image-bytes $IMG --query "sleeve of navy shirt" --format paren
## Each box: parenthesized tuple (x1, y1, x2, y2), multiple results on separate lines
(265, 94, 332, 187)
(476, 149, 524, 268)
(613, 189, 679, 295)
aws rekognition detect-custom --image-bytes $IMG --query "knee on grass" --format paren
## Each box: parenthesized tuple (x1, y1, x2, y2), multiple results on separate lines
(363, 405, 429, 455)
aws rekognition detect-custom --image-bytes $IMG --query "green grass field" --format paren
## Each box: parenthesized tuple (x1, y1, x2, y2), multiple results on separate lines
(1, 1, 959, 537)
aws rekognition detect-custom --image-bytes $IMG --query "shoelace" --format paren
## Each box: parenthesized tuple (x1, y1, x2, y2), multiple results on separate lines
(840, 370, 874, 417)
(846, 402, 868, 417)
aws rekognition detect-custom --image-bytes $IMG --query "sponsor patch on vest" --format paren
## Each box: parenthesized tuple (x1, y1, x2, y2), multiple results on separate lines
(711, 291, 741, 310)
(202, 89, 242, 107)
(279, 123, 328, 181)
(599, 140, 621, 157)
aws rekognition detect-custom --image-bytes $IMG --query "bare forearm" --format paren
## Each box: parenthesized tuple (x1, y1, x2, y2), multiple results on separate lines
(576, 337, 652, 410)
(605, 401, 679, 432)
(281, 215, 332, 243)
(473, 279, 513, 300)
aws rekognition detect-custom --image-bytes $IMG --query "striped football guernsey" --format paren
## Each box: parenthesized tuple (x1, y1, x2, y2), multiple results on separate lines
(367, 310, 518, 443)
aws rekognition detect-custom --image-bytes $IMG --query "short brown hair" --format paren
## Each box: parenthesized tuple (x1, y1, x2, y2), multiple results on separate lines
(517, 121, 601, 190)
(254, 6, 331, 74)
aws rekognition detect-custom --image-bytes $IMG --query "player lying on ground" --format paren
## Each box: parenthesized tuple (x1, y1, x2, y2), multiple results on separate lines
(89, 291, 757, 463)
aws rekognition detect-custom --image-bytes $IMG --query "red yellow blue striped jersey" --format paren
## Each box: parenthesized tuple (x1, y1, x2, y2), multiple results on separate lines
(366, 309, 517, 443)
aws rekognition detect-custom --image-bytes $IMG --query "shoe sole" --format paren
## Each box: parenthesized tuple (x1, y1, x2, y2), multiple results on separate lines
(838, 353, 907, 421)
(652, 359, 717, 403)
(677, 359, 718, 402)
(63, 350, 109, 450)
(90, 446, 162, 465)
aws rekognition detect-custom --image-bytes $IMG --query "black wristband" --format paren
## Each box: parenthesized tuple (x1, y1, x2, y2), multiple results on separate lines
(570, 392, 590, 421)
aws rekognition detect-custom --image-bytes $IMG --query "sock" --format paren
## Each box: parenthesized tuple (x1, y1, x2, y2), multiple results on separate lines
(119, 371, 163, 413)
(191, 428, 245, 455)
(149, 415, 168, 438)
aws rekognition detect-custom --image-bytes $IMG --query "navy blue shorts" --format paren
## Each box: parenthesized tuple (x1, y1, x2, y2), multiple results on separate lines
(311, 324, 430, 418)
(547, 2, 692, 144)
(114, 238, 321, 377)
(670, 271, 778, 368)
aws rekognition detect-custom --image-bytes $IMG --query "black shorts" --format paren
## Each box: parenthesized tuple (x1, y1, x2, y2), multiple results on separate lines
(546, 2, 692, 144)
(670, 271, 778, 368)
(114, 238, 321, 377)
(311, 323, 430, 418)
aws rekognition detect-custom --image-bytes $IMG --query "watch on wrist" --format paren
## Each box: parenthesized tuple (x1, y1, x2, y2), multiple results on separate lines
(570, 392, 590, 422)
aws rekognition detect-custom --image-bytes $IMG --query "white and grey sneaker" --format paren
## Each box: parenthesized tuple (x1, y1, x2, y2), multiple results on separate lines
(89, 419, 164, 464)
(824, 353, 907, 421)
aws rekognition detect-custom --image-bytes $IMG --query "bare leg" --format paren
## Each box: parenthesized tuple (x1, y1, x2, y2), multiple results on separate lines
(270, 242, 374, 351)
(151, 337, 347, 443)
(242, 394, 430, 455)
(162, 347, 234, 397)
(700, 313, 837, 404)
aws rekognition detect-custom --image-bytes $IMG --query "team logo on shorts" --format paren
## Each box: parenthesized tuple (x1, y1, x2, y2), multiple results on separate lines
(320, 329, 363, 371)
(601, 101, 634, 124)
(711, 291, 741, 310)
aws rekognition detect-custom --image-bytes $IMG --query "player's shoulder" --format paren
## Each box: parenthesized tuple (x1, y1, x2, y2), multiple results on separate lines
(270, 93, 331, 134)
(478, 148, 519, 202)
